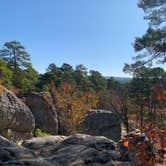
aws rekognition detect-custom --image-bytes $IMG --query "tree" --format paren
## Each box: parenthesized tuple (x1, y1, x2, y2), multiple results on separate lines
(133, 28, 166, 64)
(98, 82, 131, 132)
(107, 77, 122, 90)
(0, 41, 31, 71)
(0, 41, 40, 94)
(138, 0, 166, 26)
(74, 64, 93, 91)
(89, 70, 107, 93)
(46, 63, 62, 86)
(133, 1, 166, 64)
(124, 65, 166, 126)
(19, 66, 39, 94)
(60, 63, 76, 85)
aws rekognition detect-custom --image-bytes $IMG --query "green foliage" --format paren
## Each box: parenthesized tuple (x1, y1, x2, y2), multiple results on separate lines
(89, 70, 107, 93)
(39, 63, 107, 94)
(138, 0, 166, 26)
(0, 41, 31, 70)
(34, 128, 50, 137)
(0, 59, 13, 86)
(0, 41, 39, 95)
(126, 66, 166, 126)
(133, 1, 166, 65)
(19, 66, 39, 94)
(133, 28, 166, 64)
(107, 77, 121, 90)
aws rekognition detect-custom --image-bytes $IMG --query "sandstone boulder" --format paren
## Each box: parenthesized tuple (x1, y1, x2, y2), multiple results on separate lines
(0, 86, 35, 142)
(82, 109, 121, 141)
(25, 92, 58, 135)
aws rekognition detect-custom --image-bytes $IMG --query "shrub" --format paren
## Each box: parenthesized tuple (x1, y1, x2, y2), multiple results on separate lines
(34, 128, 50, 137)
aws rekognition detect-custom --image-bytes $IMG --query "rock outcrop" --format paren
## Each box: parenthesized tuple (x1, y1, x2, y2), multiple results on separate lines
(25, 92, 58, 135)
(0, 86, 35, 142)
(0, 134, 133, 166)
(82, 109, 121, 141)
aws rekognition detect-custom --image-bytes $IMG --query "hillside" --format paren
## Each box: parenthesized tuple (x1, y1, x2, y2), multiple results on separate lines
(105, 76, 132, 84)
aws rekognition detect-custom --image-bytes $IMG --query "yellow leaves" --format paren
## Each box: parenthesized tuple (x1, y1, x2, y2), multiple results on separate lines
(51, 82, 99, 134)
(60, 82, 75, 93)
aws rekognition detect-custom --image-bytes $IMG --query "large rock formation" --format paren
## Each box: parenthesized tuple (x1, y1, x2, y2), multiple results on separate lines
(25, 92, 58, 135)
(0, 135, 50, 166)
(0, 134, 133, 166)
(0, 86, 35, 142)
(82, 109, 121, 141)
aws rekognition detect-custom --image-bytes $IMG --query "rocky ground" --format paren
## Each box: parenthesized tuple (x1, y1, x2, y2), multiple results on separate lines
(0, 134, 133, 166)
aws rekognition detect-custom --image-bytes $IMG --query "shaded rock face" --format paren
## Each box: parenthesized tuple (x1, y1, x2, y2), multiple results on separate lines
(25, 92, 58, 135)
(0, 134, 133, 166)
(82, 109, 121, 142)
(0, 135, 16, 147)
(0, 87, 35, 142)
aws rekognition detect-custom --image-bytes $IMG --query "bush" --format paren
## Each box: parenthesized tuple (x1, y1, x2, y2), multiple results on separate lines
(34, 128, 50, 137)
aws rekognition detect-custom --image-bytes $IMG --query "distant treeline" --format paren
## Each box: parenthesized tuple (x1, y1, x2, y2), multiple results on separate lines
(0, 41, 125, 95)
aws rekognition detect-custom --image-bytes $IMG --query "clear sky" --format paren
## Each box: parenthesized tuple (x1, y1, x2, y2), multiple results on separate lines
(0, 0, 149, 77)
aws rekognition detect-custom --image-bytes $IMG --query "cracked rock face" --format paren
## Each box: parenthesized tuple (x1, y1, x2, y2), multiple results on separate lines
(0, 134, 133, 166)
(0, 86, 35, 142)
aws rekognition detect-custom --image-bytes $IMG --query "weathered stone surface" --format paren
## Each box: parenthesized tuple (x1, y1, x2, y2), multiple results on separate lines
(22, 135, 67, 156)
(82, 109, 121, 141)
(22, 134, 132, 166)
(0, 134, 133, 166)
(0, 135, 17, 147)
(0, 86, 35, 142)
(25, 92, 58, 135)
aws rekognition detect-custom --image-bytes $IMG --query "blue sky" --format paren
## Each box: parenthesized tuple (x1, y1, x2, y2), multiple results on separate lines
(0, 0, 149, 77)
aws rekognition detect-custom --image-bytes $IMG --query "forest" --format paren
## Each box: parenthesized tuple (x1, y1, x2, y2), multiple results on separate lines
(0, 0, 166, 165)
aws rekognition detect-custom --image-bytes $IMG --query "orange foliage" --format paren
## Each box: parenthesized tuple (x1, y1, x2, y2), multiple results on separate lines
(139, 123, 166, 164)
(123, 138, 129, 148)
(153, 86, 166, 106)
(0, 83, 19, 95)
(8, 87, 19, 95)
(0, 85, 4, 94)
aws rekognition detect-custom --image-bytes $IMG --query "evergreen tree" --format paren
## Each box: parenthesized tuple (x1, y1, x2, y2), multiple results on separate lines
(133, 0, 166, 64)
(0, 41, 31, 71)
